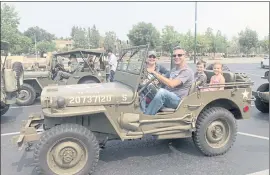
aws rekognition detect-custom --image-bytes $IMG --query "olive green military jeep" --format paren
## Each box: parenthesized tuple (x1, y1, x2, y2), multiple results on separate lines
(13, 45, 254, 175)
(1, 41, 24, 116)
(16, 49, 110, 106)
(253, 70, 269, 113)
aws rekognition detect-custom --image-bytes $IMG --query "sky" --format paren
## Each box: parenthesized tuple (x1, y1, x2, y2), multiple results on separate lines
(4, 1, 270, 41)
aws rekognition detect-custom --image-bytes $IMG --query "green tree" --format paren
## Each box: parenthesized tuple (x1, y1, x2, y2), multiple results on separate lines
(103, 31, 117, 52)
(238, 27, 258, 55)
(71, 26, 88, 49)
(89, 25, 101, 49)
(161, 25, 180, 52)
(204, 27, 215, 54)
(127, 22, 160, 48)
(1, 3, 32, 54)
(36, 41, 56, 56)
(24, 26, 55, 43)
(180, 30, 194, 53)
(258, 35, 269, 53)
(215, 30, 228, 53)
(227, 36, 241, 55)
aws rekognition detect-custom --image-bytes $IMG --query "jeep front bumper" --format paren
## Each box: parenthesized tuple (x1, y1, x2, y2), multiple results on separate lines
(12, 113, 44, 150)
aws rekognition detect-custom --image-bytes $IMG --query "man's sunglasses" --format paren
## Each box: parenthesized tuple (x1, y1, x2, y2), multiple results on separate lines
(148, 55, 156, 58)
(173, 54, 184, 58)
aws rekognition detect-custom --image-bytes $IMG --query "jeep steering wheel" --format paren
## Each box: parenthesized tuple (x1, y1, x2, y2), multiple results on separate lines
(138, 75, 157, 95)
(138, 72, 164, 95)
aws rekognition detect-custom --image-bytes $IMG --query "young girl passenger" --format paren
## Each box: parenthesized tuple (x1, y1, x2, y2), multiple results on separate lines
(204, 62, 225, 91)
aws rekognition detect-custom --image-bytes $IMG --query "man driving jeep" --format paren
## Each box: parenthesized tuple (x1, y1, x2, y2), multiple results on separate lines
(145, 47, 194, 115)
(54, 54, 83, 82)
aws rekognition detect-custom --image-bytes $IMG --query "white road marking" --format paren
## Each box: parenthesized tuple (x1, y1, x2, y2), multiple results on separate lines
(9, 105, 41, 109)
(237, 132, 269, 140)
(246, 169, 269, 175)
(1, 129, 43, 137)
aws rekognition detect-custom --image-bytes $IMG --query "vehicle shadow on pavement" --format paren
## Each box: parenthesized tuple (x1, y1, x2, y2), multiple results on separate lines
(253, 112, 269, 122)
(98, 136, 202, 163)
(11, 147, 37, 175)
(1, 107, 23, 124)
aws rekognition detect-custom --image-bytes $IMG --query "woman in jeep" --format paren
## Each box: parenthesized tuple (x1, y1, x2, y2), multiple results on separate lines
(139, 51, 169, 113)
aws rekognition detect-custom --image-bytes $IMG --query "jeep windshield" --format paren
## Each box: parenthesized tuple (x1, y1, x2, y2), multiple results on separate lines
(117, 45, 149, 75)
(114, 45, 149, 91)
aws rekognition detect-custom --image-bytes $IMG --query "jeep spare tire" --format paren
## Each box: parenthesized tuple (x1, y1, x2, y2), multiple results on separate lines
(16, 83, 36, 106)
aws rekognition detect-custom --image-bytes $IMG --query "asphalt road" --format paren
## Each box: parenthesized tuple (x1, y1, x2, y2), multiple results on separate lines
(1, 63, 269, 175)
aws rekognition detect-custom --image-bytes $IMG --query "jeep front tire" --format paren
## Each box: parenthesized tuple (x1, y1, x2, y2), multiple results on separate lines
(34, 124, 100, 175)
(193, 107, 237, 156)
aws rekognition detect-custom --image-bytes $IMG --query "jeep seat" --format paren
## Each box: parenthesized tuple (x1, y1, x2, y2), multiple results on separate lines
(159, 82, 197, 113)
(204, 70, 236, 83)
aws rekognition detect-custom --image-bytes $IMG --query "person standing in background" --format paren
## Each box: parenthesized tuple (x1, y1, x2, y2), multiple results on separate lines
(107, 49, 118, 82)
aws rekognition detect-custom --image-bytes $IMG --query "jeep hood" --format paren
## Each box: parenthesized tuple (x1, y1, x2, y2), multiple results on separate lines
(24, 71, 50, 78)
(40, 82, 135, 107)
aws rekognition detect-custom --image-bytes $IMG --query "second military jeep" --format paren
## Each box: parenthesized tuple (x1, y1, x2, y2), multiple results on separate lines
(253, 70, 269, 113)
(14, 45, 254, 175)
(1, 41, 24, 116)
(16, 49, 109, 106)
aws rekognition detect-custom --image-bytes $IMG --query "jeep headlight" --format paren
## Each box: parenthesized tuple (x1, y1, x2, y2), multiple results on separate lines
(98, 72, 101, 76)
(56, 96, 66, 108)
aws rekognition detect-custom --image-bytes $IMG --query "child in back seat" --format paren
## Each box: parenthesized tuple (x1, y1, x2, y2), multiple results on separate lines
(203, 62, 225, 91)
(194, 60, 207, 87)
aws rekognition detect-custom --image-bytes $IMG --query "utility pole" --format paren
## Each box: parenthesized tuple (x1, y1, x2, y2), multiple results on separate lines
(34, 33, 37, 59)
(194, 2, 197, 64)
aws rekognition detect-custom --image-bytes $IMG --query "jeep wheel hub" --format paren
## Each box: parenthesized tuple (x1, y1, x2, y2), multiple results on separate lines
(18, 90, 30, 100)
(47, 139, 88, 174)
(205, 120, 230, 148)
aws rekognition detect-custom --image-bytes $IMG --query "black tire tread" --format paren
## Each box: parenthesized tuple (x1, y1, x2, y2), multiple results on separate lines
(0, 103, 10, 116)
(193, 107, 237, 157)
(34, 124, 100, 175)
(254, 83, 269, 113)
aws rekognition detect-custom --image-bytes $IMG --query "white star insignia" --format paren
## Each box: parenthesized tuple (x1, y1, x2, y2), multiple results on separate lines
(242, 89, 249, 99)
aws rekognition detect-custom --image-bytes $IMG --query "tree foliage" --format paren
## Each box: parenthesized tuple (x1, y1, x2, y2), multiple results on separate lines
(36, 41, 56, 56)
(89, 25, 101, 49)
(238, 27, 258, 54)
(127, 22, 160, 48)
(71, 26, 88, 49)
(103, 31, 117, 52)
(24, 26, 55, 43)
(1, 3, 269, 57)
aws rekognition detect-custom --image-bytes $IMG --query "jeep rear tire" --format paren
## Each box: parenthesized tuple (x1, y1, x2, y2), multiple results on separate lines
(193, 107, 237, 156)
(34, 124, 100, 175)
(16, 83, 36, 106)
(254, 83, 269, 113)
(1, 102, 10, 116)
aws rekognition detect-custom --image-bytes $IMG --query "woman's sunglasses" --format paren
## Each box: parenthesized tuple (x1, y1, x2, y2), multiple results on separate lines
(173, 54, 184, 58)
